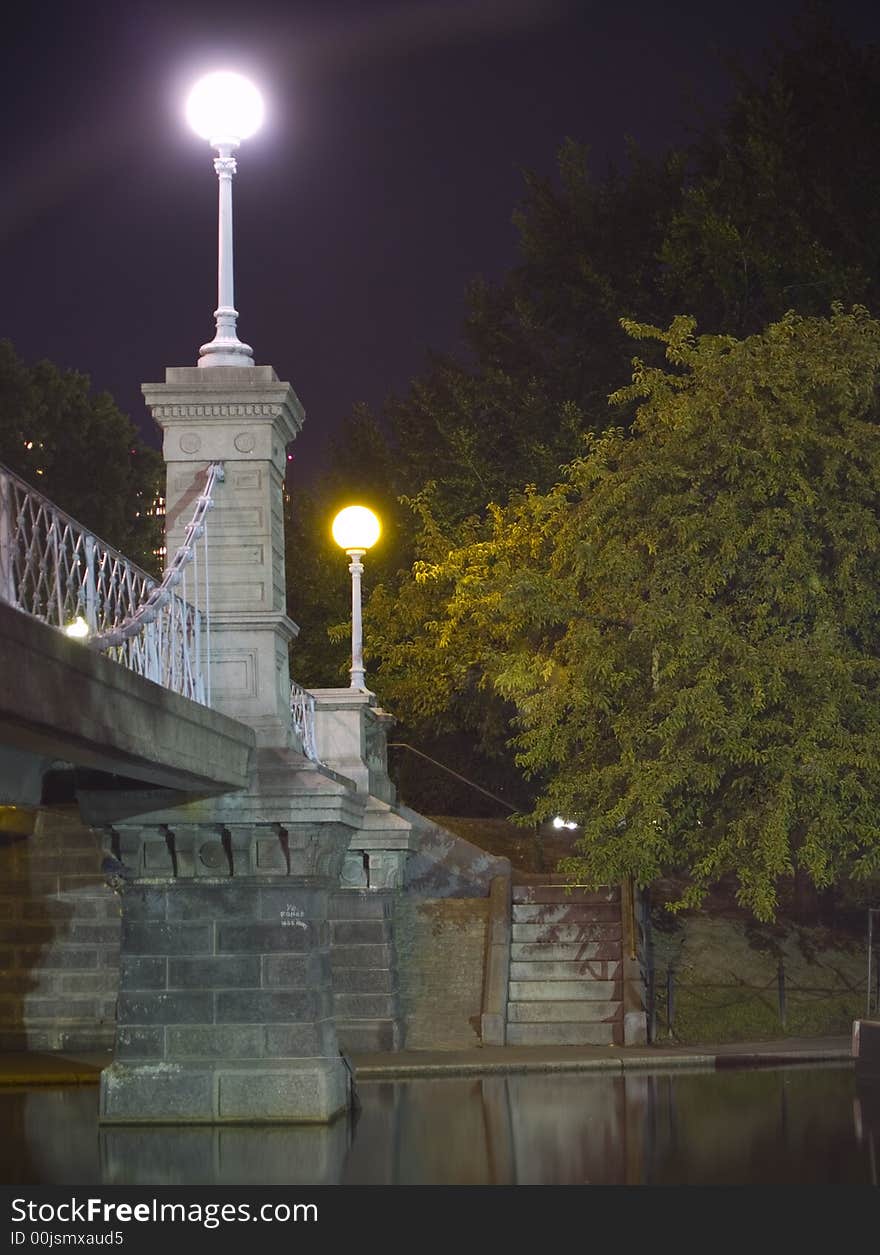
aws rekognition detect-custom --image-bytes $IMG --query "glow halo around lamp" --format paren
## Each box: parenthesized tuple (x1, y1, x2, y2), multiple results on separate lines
(185, 71, 264, 147)
(331, 505, 381, 553)
(64, 616, 90, 639)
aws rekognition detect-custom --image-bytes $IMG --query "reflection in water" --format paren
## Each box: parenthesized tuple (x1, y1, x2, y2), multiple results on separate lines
(0, 1065, 874, 1185)
(854, 1071, 880, 1186)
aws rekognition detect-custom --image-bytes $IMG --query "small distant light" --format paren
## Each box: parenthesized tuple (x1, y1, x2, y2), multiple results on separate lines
(24, 440, 33, 450)
(35, 468, 44, 475)
(287, 453, 293, 461)
(552, 815, 578, 830)
(64, 616, 90, 639)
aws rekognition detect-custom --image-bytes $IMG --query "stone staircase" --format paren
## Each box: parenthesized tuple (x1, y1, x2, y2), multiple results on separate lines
(506, 880, 625, 1046)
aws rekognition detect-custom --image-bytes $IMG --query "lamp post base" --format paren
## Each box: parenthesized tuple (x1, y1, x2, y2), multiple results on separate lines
(198, 337, 254, 367)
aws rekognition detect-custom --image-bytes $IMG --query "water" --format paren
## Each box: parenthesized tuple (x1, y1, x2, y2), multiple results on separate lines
(1, 1065, 876, 1186)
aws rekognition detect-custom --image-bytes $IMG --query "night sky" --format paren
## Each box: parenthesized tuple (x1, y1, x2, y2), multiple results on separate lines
(5, 0, 880, 484)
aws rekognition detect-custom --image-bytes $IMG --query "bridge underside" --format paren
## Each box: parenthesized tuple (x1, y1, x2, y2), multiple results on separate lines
(0, 602, 255, 803)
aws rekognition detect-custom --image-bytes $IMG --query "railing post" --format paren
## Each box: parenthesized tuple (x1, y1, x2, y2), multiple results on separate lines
(868, 908, 875, 1018)
(84, 536, 97, 631)
(777, 956, 787, 1031)
(51, 520, 63, 624)
(0, 470, 15, 605)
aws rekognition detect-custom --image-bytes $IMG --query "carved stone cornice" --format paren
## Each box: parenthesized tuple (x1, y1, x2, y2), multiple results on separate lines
(150, 403, 290, 420)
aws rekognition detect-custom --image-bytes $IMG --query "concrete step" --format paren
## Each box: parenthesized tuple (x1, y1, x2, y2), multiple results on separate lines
(512, 885, 619, 905)
(508, 979, 619, 1002)
(511, 923, 621, 943)
(506, 1022, 618, 1046)
(509, 959, 620, 981)
(512, 903, 620, 924)
(508, 999, 621, 1023)
(510, 941, 621, 962)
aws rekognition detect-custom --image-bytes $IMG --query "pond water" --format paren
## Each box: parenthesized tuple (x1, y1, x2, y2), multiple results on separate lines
(1, 1064, 877, 1186)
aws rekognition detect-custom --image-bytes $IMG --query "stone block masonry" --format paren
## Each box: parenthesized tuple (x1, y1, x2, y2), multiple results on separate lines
(329, 890, 401, 1052)
(394, 896, 490, 1049)
(102, 876, 348, 1123)
(0, 807, 119, 1052)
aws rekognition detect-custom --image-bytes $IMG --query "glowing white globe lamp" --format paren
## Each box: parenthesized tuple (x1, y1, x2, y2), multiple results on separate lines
(186, 71, 265, 367)
(332, 506, 381, 690)
(185, 71, 264, 147)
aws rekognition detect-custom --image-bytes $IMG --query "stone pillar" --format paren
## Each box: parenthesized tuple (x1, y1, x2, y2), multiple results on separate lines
(311, 690, 413, 1051)
(83, 758, 366, 1124)
(90, 363, 356, 1123)
(312, 688, 412, 890)
(311, 689, 395, 801)
(143, 366, 302, 747)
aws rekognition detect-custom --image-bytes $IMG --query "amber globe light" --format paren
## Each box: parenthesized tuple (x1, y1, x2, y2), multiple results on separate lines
(331, 505, 381, 554)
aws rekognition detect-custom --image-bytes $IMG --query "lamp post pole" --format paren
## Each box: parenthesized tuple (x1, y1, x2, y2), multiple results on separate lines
(331, 505, 381, 693)
(186, 71, 262, 367)
(200, 143, 253, 366)
(347, 548, 366, 690)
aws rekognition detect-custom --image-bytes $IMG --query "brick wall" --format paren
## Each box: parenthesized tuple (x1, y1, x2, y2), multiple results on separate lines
(394, 897, 489, 1049)
(0, 807, 120, 1051)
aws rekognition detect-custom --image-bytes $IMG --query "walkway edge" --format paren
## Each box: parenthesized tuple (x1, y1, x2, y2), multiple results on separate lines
(0, 1043, 853, 1086)
(352, 1048, 852, 1081)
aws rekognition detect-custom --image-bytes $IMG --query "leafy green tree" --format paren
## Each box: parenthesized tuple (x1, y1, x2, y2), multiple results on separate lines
(0, 341, 163, 571)
(293, 17, 880, 819)
(392, 310, 880, 919)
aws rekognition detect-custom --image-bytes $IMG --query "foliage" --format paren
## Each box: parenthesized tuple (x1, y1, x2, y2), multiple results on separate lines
(289, 18, 880, 823)
(390, 310, 880, 919)
(0, 340, 163, 572)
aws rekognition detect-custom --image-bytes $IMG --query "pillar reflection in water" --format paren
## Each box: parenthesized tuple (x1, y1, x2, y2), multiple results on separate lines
(100, 1119, 352, 1186)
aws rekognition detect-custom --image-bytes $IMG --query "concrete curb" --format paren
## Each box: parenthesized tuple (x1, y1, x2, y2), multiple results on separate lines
(0, 1043, 854, 1087)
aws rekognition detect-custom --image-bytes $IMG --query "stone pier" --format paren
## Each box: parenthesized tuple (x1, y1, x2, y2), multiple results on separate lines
(88, 363, 362, 1124)
(83, 747, 365, 1123)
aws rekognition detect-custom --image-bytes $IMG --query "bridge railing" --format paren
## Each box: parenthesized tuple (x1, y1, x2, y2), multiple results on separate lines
(290, 680, 319, 762)
(0, 460, 222, 706)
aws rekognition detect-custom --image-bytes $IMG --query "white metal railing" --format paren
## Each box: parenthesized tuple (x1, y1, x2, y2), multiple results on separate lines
(0, 460, 223, 706)
(290, 680, 319, 762)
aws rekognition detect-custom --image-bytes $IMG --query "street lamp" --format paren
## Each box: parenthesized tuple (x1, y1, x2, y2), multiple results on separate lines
(331, 505, 381, 690)
(185, 70, 264, 367)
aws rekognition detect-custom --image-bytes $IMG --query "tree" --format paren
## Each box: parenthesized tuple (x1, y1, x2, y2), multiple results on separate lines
(392, 310, 880, 920)
(292, 18, 880, 816)
(0, 341, 163, 571)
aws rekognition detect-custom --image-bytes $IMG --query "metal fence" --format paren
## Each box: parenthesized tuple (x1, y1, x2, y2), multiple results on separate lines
(0, 460, 222, 706)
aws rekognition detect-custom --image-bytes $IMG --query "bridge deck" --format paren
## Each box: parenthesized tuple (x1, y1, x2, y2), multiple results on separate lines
(0, 601, 254, 796)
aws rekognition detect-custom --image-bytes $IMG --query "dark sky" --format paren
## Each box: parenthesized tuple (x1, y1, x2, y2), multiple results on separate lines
(4, 0, 880, 485)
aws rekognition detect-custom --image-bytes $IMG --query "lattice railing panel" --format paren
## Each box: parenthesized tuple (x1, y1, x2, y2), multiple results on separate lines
(0, 461, 221, 706)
